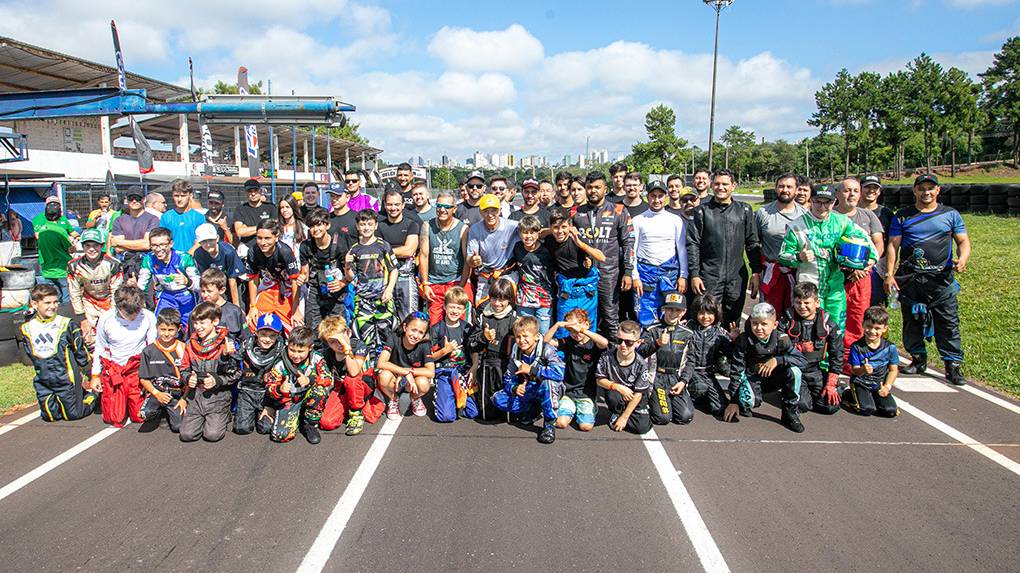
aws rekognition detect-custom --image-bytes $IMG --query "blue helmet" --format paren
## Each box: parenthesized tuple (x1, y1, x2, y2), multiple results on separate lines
(255, 313, 284, 333)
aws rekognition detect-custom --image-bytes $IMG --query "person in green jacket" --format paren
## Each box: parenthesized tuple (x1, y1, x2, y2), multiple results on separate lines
(32, 196, 79, 304)
(778, 185, 876, 330)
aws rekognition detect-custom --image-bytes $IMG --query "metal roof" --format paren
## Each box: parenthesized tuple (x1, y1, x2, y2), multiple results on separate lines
(0, 36, 190, 102)
(0, 166, 64, 180)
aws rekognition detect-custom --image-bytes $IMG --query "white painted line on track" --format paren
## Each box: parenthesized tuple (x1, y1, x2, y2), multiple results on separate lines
(897, 356, 1020, 415)
(0, 411, 40, 437)
(651, 438, 1020, 447)
(297, 417, 402, 573)
(0, 426, 122, 503)
(642, 429, 730, 573)
(897, 398, 1020, 477)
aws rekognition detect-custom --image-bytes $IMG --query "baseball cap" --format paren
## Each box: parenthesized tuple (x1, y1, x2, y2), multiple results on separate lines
(914, 173, 939, 186)
(196, 223, 219, 243)
(80, 228, 103, 244)
(44, 195, 61, 205)
(125, 186, 144, 199)
(646, 180, 667, 194)
(207, 190, 224, 203)
(243, 178, 262, 191)
(861, 175, 882, 188)
(812, 185, 835, 202)
(661, 290, 687, 310)
(521, 178, 540, 190)
(326, 182, 348, 195)
(678, 187, 697, 199)
(465, 170, 485, 183)
(478, 194, 501, 211)
(255, 313, 284, 334)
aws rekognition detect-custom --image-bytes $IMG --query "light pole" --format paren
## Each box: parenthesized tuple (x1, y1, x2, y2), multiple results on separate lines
(704, 0, 733, 173)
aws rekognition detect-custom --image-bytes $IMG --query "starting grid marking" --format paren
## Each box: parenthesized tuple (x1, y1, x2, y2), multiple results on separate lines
(0, 425, 122, 503)
(0, 411, 40, 437)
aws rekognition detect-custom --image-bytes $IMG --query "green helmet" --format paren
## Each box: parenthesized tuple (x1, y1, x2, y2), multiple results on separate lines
(80, 228, 104, 245)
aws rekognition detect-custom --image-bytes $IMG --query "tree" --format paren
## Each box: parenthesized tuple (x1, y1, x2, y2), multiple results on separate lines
(209, 79, 263, 94)
(980, 36, 1020, 167)
(432, 167, 458, 190)
(875, 71, 912, 179)
(630, 104, 690, 174)
(810, 69, 859, 177)
(851, 72, 882, 173)
(906, 54, 945, 171)
(720, 125, 755, 178)
(939, 67, 981, 176)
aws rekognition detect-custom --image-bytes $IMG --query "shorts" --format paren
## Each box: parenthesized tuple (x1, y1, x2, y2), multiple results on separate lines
(556, 395, 596, 426)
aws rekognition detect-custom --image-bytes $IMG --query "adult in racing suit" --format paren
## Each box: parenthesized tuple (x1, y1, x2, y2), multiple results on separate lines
(574, 174, 633, 340)
(777, 186, 875, 331)
(20, 314, 98, 421)
(638, 310, 696, 425)
(779, 306, 843, 415)
(631, 181, 688, 327)
(67, 250, 123, 344)
(687, 172, 762, 327)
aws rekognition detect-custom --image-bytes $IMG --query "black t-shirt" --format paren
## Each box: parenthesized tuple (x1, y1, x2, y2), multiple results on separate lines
(455, 202, 483, 225)
(321, 337, 368, 378)
(543, 235, 591, 279)
(299, 237, 346, 289)
(665, 206, 686, 218)
(510, 242, 555, 308)
(328, 209, 359, 254)
(383, 331, 434, 369)
(204, 211, 231, 241)
(139, 342, 186, 389)
(559, 336, 601, 399)
(377, 215, 422, 262)
(233, 202, 278, 248)
(595, 352, 652, 394)
(625, 202, 649, 217)
(246, 242, 300, 297)
(431, 319, 469, 369)
(606, 193, 626, 204)
(509, 205, 551, 227)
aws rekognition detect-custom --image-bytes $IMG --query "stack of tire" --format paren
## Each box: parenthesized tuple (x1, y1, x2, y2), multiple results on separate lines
(762, 188, 775, 202)
(987, 184, 1009, 215)
(949, 184, 969, 212)
(1008, 184, 1020, 217)
(967, 185, 988, 214)
(0, 265, 33, 310)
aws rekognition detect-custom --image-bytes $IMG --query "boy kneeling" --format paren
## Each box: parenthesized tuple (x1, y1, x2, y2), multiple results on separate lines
(491, 316, 566, 444)
(264, 326, 333, 444)
(179, 302, 241, 442)
(20, 283, 98, 421)
(597, 320, 653, 435)
(779, 282, 844, 416)
(138, 308, 188, 432)
(844, 306, 899, 418)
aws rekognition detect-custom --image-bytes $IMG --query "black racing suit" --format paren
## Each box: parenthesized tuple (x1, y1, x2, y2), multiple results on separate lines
(687, 198, 762, 326)
(638, 321, 696, 425)
(684, 319, 731, 416)
(779, 308, 843, 415)
(574, 201, 633, 340)
(467, 305, 518, 421)
(728, 329, 807, 411)
(234, 336, 284, 435)
(19, 315, 97, 421)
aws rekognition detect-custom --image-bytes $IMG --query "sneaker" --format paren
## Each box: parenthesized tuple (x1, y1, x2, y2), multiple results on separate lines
(386, 398, 401, 420)
(411, 398, 427, 417)
(538, 423, 556, 444)
(901, 355, 927, 375)
(739, 406, 752, 418)
(303, 423, 322, 444)
(781, 407, 804, 433)
(945, 362, 966, 386)
(345, 411, 365, 436)
(609, 413, 620, 427)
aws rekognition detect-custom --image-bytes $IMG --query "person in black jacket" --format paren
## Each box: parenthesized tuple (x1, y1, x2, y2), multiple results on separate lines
(685, 294, 735, 418)
(467, 278, 518, 420)
(638, 291, 696, 425)
(687, 169, 763, 327)
(779, 282, 843, 415)
(725, 302, 807, 433)
(178, 302, 241, 443)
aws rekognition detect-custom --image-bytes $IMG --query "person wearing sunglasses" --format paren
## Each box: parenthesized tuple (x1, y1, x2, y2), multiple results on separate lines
(110, 187, 161, 281)
(419, 190, 473, 325)
(595, 320, 653, 434)
(454, 170, 486, 225)
(344, 170, 378, 213)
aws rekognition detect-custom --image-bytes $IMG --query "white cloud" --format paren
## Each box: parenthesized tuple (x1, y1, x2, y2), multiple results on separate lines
(433, 72, 517, 109)
(427, 24, 544, 72)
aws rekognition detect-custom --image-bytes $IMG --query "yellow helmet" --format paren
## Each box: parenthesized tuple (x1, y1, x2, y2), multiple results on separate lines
(478, 193, 501, 211)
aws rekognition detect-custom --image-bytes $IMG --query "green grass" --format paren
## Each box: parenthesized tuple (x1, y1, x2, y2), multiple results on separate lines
(0, 363, 38, 415)
(887, 213, 1020, 397)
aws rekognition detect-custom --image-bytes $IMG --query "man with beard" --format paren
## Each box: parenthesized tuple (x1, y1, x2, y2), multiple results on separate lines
(538, 180, 556, 208)
(455, 170, 486, 225)
(110, 187, 160, 282)
(754, 173, 807, 318)
(395, 162, 416, 209)
(345, 170, 378, 213)
(691, 168, 712, 201)
(860, 175, 894, 307)
(608, 162, 628, 204)
(574, 171, 633, 340)
(631, 181, 687, 327)
(510, 179, 550, 227)
(203, 190, 234, 245)
(794, 175, 812, 207)
(233, 179, 277, 255)
(410, 181, 436, 223)
(687, 169, 762, 327)
(420, 190, 471, 324)
(666, 175, 693, 217)
(465, 194, 519, 306)
(377, 190, 422, 321)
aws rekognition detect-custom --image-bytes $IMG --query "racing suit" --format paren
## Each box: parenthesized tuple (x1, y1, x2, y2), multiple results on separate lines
(179, 328, 240, 442)
(67, 254, 123, 330)
(687, 199, 762, 326)
(19, 315, 97, 421)
(234, 336, 283, 435)
(728, 329, 807, 412)
(138, 340, 188, 432)
(779, 308, 843, 415)
(684, 320, 731, 416)
(264, 351, 333, 443)
(137, 250, 201, 326)
(574, 201, 633, 339)
(778, 212, 876, 331)
(490, 339, 565, 424)
(467, 304, 518, 421)
(638, 320, 695, 424)
(631, 209, 688, 327)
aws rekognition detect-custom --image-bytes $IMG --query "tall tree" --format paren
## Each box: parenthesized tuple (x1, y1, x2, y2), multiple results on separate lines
(875, 71, 912, 179)
(809, 69, 858, 177)
(939, 67, 981, 176)
(980, 36, 1020, 167)
(630, 104, 690, 174)
(852, 72, 882, 173)
(720, 125, 755, 177)
(906, 54, 945, 171)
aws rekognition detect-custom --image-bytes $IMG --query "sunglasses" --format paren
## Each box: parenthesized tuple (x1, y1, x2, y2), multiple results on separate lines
(127, 196, 143, 201)
(345, 179, 359, 183)
(490, 186, 507, 192)
(436, 203, 455, 210)
(617, 338, 639, 347)
(467, 184, 485, 190)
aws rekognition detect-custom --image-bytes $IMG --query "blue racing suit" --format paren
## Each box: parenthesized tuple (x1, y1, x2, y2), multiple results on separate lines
(137, 250, 200, 325)
(491, 339, 565, 422)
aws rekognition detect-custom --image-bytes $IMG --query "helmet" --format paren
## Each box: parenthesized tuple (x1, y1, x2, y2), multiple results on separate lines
(478, 193, 501, 211)
(80, 229, 104, 245)
(255, 313, 284, 333)
(835, 235, 872, 270)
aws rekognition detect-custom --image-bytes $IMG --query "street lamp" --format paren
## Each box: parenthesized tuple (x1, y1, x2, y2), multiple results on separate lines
(704, 0, 733, 173)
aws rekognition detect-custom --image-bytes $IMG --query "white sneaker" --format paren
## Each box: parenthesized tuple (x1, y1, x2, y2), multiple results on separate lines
(411, 398, 427, 417)
(386, 398, 401, 420)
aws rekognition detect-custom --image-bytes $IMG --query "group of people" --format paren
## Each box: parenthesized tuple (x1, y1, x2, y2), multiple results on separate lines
(19, 161, 971, 444)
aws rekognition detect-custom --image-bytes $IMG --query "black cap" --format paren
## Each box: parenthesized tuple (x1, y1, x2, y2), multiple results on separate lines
(207, 190, 224, 203)
(125, 186, 144, 199)
(914, 173, 939, 186)
(861, 175, 882, 188)
(812, 184, 835, 202)
(661, 290, 687, 310)
(243, 178, 262, 191)
(326, 182, 348, 195)
(466, 170, 485, 182)
(646, 180, 668, 194)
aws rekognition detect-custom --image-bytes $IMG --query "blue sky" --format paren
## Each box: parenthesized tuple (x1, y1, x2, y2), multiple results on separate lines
(1, 0, 1018, 163)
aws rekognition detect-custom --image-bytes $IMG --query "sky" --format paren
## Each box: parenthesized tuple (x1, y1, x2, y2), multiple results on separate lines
(1, 0, 1018, 164)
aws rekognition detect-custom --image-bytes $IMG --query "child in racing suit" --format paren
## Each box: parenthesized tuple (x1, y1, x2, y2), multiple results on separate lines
(779, 282, 843, 416)
(20, 283, 98, 421)
(138, 308, 188, 432)
(467, 278, 518, 421)
(684, 294, 734, 418)
(317, 315, 382, 436)
(638, 290, 696, 425)
(724, 302, 808, 433)
(92, 285, 157, 428)
(264, 326, 333, 444)
(137, 227, 200, 326)
(490, 315, 566, 444)
(179, 302, 241, 443)
(431, 287, 476, 423)
(67, 228, 123, 346)
(233, 313, 285, 436)
(345, 209, 398, 356)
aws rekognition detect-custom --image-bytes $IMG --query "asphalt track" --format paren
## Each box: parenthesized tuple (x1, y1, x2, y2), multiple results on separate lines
(1, 314, 1018, 571)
